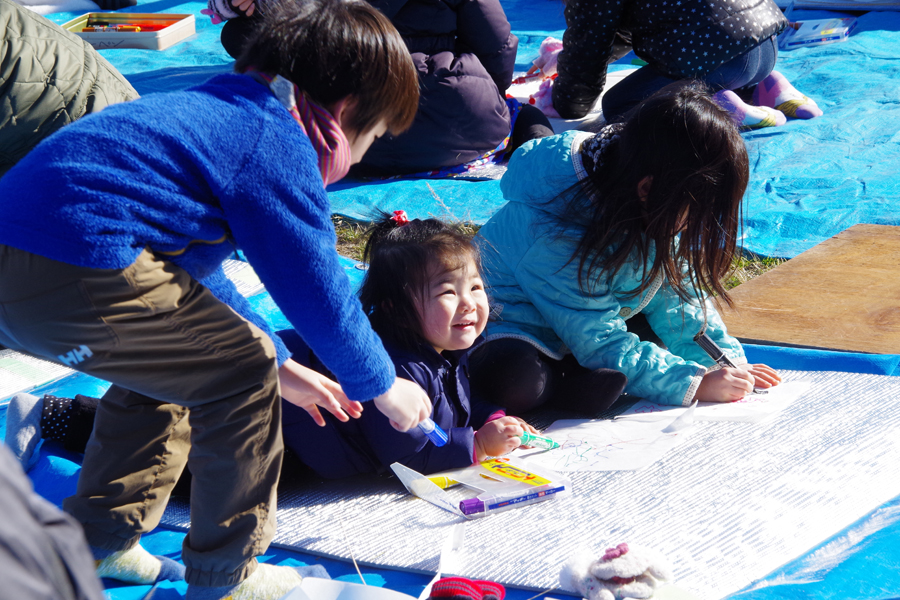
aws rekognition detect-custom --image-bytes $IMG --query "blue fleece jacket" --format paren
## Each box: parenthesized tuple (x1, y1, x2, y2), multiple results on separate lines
(279, 329, 501, 478)
(0, 73, 395, 401)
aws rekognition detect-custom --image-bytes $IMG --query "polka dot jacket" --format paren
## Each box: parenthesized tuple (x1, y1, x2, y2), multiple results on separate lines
(552, 0, 788, 118)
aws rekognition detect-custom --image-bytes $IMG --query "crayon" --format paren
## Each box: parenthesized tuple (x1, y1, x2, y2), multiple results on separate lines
(83, 24, 143, 32)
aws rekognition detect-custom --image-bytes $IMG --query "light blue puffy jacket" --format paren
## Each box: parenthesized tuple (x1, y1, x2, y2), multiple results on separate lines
(476, 131, 746, 406)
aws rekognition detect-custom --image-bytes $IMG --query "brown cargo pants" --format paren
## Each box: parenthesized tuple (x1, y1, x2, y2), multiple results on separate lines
(0, 245, 283, 587)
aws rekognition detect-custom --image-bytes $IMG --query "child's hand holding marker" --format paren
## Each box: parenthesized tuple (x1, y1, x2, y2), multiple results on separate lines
(473, 417, 559, 460)
(474, 416, 527, 461)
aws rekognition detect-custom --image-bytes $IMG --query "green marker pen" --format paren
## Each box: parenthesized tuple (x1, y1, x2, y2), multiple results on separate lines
(519, 431, 559, 450)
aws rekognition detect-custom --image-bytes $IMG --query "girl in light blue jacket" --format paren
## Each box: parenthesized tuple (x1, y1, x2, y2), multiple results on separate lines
(470, 81, 781, 412)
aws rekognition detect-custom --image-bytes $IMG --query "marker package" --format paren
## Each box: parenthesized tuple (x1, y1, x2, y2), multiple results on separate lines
(435, 457, 571, 518)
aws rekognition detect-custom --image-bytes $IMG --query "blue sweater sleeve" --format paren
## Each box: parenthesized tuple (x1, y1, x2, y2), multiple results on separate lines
(359, 360, 476, 475)
(218, 123, 395, 402)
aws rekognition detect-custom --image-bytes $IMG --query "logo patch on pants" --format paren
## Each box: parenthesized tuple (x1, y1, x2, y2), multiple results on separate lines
(58, 345, 93, 366)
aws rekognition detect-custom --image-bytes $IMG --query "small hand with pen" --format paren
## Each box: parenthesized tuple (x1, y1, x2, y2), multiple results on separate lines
(511, 418, 539, 448)
(695, 363, 782, 402)
(744, 363, 782, 389)
(695, 368, 754, 402)
(474, 416, 527, 461)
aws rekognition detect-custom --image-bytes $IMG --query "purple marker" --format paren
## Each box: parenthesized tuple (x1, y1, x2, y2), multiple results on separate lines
(459, 484, 566, 516)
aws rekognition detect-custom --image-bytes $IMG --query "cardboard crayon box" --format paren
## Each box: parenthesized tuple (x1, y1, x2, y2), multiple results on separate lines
(61, 12, 195, 51)
(778, 17, 858, 50)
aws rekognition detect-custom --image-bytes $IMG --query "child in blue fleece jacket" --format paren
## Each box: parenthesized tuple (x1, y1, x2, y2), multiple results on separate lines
(0, 1, 430, 599)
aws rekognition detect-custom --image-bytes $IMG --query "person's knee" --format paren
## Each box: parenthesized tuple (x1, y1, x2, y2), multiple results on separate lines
(469, 339, 554, 413)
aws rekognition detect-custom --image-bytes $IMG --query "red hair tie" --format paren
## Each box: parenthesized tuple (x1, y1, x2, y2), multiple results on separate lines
(390, 210, 410, 226)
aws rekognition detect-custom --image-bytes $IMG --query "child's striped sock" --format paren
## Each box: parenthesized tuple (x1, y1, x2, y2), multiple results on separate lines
(714, 90, 786, 130)
(753, 71, 823, 119)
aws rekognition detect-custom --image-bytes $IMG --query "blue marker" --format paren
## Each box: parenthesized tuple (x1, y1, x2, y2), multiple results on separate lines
(418, 418, 448, 446)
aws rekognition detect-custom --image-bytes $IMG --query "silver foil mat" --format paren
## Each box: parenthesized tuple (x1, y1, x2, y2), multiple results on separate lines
(160, 370, 900, 599)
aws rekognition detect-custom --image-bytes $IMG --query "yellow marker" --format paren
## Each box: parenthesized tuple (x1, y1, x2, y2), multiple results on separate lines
(426, 475, 459, 489)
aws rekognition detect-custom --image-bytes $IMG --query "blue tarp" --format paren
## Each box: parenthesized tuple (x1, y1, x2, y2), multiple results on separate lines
(42, 3, 900, 259)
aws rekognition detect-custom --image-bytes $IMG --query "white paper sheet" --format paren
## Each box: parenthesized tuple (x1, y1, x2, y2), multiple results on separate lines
(618, 380, 812, 424)
(513, 402, 696, 471)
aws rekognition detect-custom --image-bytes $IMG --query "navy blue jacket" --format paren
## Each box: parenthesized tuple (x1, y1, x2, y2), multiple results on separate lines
(279, 329, 501, 478)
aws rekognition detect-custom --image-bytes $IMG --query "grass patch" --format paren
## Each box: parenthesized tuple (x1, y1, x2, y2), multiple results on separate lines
(725, 255, 785, 290)
(332, 215, 369, 261)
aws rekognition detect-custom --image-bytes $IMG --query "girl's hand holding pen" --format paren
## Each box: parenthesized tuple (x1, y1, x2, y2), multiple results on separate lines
(695, 367, 755, 402)
(513, 418, 539, 447)
(744, 364, 782, 389)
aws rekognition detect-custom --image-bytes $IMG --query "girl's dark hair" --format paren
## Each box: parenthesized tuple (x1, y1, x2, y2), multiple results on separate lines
(235, 0, 419, 136)
(566, 80, 749, 307)
(359, 212, 481, 350)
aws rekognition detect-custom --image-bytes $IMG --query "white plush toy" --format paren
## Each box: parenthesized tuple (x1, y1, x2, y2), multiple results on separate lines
(559, 543, 674, 600)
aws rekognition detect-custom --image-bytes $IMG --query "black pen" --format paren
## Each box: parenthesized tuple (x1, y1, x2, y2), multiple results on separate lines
(693, 330, 737, 368)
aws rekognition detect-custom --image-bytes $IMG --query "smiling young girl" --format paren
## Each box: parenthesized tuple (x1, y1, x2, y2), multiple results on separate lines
(7, 214, 545, 494)
(279, 212, 539, 477)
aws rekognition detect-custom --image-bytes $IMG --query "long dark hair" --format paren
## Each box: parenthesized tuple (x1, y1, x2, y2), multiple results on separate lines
(235, 0, 419, 137)
(565, 81, 749, 307)
(359, 212, 482, 350)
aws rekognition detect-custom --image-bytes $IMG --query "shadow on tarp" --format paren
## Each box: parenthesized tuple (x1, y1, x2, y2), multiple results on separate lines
(726, 493, 900, 600)
(128, 64, 233, 95)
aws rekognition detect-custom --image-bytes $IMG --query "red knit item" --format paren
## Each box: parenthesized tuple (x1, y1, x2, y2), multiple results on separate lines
(430, 577, 506, 600)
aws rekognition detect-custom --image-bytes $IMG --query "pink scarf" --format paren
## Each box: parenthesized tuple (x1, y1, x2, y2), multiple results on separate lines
(256, 73, 352, 187)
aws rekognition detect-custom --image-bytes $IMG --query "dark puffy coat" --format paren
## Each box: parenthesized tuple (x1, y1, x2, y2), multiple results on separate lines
(0, 0, 139, 178)
(552, 0, 787, 118)
(279, 329, 501, 478)
(358, 0, 518, 175)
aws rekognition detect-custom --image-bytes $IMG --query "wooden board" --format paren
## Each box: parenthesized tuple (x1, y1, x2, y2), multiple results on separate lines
(720, 224, 900, 354)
